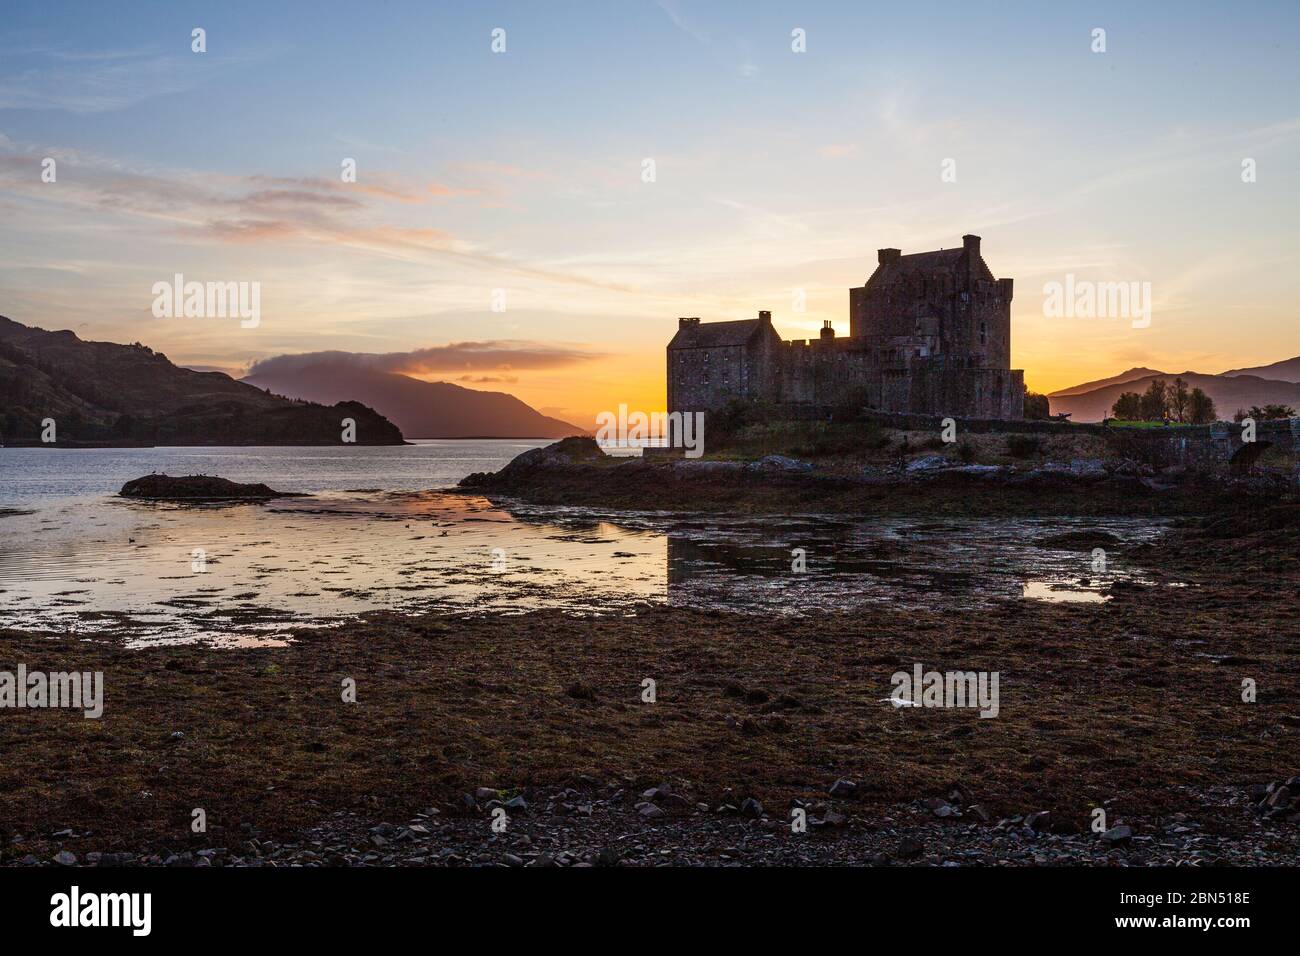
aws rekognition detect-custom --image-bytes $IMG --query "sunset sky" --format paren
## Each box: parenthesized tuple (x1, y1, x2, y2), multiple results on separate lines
(1, 0, 1297, 427)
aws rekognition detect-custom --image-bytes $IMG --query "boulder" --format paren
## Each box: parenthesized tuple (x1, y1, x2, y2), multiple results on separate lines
(119, 474, 301, 500)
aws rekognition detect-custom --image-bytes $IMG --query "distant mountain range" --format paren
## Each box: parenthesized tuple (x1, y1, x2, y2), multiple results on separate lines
(242, 358, 584, 439)
(1048, 357, 1300, 422)
(0, 317, 404, 445)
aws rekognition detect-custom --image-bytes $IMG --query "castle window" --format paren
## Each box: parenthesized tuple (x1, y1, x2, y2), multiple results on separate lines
(979, 321, 987, 346)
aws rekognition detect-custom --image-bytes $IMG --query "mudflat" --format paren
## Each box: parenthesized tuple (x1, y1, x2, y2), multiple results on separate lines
(1, 497, 1295, 866)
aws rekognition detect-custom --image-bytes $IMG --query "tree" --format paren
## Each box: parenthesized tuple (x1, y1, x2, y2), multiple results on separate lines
(1023, 390, 1050, 420)
(1169, 377, 1191, 423)
(1111, 391, 1142, 420)
(1188, 388, 1216, 425)
(1139, 379, 1170, 421)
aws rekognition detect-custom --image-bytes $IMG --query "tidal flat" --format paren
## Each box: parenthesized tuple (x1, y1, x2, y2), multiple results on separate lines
(0, 495, 1295, 866)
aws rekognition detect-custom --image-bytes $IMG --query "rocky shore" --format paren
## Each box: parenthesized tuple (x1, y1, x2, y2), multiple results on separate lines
(14, 779, 1300, 867)
(1, 494, 1296, 867)
(458, 437, 1292, 516)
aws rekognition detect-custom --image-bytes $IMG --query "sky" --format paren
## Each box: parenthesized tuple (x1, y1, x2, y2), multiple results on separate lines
(1, 0, 1298, 426)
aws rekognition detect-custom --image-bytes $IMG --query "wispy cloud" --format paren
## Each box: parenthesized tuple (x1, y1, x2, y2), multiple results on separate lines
(0, 47, 249, 113)
(247, 342, 605, 378)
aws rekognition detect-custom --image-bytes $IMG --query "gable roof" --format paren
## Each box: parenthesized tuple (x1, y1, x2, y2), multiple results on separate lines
(668, 318, 765, 349)
(865, 247, 996, 290)
(893, 249, 965, 272)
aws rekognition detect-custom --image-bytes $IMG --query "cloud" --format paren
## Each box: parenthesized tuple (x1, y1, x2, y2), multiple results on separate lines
(818, 144, 858, 160)
(247, 342, 605, 378)
(0, 47, 256, 113)
(655, 0, 711, 45)
(0, 140, 635, 293)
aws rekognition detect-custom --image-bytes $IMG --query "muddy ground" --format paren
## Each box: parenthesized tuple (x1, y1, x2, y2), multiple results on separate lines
(0, 496, 1296, 866)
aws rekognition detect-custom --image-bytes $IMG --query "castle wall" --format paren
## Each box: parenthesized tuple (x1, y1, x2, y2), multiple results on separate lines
(773, 345, 1023, 419)
(668, 237, 1024, 421)
(667, 343, 747, 413)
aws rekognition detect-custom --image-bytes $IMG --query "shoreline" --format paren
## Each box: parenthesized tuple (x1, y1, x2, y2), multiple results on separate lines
(1, 497, 1296, 865)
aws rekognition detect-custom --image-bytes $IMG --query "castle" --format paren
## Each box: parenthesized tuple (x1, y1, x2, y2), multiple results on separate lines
(667, 235, 1024, 421)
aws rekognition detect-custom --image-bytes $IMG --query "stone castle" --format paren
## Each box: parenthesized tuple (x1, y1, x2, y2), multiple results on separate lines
(667, 235, 1024, 421)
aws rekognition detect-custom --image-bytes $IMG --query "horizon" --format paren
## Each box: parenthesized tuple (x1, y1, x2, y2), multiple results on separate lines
(2, 0, 1298, 426)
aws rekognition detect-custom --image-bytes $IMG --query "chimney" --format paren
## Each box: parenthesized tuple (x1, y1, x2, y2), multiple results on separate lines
(962, 234, 981, 256)
(820, 320, 835, 341)
(678, 316, 700, 328)
(758, 310, 772, 325)
(878, 248, 901, 265)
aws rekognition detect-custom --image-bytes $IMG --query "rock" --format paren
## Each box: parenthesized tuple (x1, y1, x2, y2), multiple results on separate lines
(1265, 786, 1291, 809)
(119, 474, 302, 501)
(815, 809, 847, 828)
(597, 846, 621, 866)
(947, 464, 1008, 477)
(1024, 811, 1052, 832)
(895, 837, 923, 859)
(503, 853, 524, 867)
(746, 455, 814, 474)
(906, 455, 949, 472)
(474, 788, 498, 801)
(504, 795, 528, 811)
(637, 803, 665, 820)
(828, 779, 857, 798)
(740, 797, 764, 818)
(670, 459, 744, 476)
(1100, 825, 1133, 845)
(53, 850, 77, 866)
(1068, 458, 1108, 478)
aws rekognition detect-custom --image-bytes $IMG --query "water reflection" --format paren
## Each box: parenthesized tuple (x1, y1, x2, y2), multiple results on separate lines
(0, 490, 1169, 645)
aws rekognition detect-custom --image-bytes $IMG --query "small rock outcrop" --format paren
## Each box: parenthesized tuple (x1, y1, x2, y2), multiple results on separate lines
(119, 474, 301, 500)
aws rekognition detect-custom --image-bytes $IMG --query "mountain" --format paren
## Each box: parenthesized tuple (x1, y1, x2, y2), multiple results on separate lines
(1048, 367, 1165, 397)
(0, 316, 404, 445)
(1048, 368, 1300, 422)
(1219, 356, 1300, 383)
(242, 358, 584, 438)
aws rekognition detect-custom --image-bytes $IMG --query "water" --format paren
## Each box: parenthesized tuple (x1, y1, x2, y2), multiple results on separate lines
(0, 440, 544, 507)
(0, 443, 1175, 645)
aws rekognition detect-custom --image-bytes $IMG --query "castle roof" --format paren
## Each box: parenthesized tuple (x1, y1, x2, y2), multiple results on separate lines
(890, 248, 965, 272)
(865, 245, 994, 289)
(668, 318, 767, 349)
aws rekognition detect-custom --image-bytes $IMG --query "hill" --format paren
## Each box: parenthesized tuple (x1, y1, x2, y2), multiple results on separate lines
(0, 316, 404, 445)
(1048, 368, 1300, 422)
(1219, 356, 1300, 383)
(1048, 367, 1165, 398)
(243, 358, 583, 439)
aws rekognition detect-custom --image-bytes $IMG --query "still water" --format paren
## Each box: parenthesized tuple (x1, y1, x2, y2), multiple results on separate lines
(0, 443, 1172, 645)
